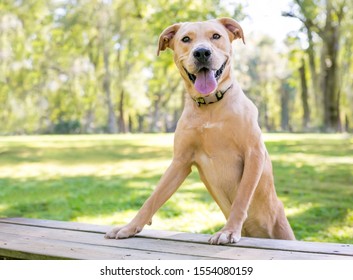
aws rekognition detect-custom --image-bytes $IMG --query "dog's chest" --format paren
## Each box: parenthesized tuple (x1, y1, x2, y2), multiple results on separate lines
(194, 141, 244, 204)
(182, 104, 245, 167)
(193, 119, 244, 176)
(200, 121, 223, 131)
(180, 108, 245, 197)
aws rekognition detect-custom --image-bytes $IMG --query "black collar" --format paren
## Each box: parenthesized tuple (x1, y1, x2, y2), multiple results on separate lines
(192, 84, 233, 107)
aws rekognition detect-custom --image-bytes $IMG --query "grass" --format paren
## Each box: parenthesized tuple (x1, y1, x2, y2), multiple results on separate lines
(0, 133, 352, 243)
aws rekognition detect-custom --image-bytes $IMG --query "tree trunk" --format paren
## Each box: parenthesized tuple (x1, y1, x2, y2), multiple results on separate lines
(321, 2, 341, 132)
(103, 46, 118, 134)
(284, 0, 346, 132)
(280, 80, 290, 131)
(118, 89, 127, 133)
(344, 114, 349, 132)
(150, 94, 162, 132)
(299, 58, 310, 130)
(83, 108, 95, 133)
(137, 114, 144, 133)
(128, 114, 133, 133)
(306, 28, 320, 119)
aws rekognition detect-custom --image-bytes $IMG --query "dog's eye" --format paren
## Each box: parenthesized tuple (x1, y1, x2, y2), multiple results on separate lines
(212, 33, 221, 40)
(181, 36, 191, 43)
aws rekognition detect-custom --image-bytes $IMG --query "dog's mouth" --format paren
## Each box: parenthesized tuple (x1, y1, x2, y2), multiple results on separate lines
(184, 61, 227, 95)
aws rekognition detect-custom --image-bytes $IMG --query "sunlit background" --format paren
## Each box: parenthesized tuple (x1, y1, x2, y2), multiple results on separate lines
(0, 0, 352, 243)
(1, 0, 352, 134)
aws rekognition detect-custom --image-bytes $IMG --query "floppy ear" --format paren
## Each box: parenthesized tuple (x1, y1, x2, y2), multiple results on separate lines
(157, 23, 181, 56)
(217, 18, 245, 44)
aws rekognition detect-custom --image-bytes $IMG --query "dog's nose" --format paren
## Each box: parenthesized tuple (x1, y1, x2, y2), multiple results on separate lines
(193, 47, 211, 63)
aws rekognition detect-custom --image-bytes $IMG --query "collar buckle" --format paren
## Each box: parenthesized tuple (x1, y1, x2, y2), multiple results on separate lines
(196, 97, 206, 107)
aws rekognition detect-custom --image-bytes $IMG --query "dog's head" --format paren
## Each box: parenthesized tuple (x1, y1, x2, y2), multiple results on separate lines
(157, 18, 245, 96)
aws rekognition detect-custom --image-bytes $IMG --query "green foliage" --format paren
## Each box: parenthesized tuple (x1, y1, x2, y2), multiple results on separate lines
(0, 134, 352, 243)
(1, 0, 353, 134)
(284, 0, 353, 131)
(0, 0, 242, 134)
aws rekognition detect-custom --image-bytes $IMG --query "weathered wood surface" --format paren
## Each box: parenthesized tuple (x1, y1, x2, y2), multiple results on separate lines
(0, 218, 352, 260)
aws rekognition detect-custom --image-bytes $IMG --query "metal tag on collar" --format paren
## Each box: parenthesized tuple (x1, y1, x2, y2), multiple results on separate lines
(196, 97, 206, 107)
(216, 91, 223, 100)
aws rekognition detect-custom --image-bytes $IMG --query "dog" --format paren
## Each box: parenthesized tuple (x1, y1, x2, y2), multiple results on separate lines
(105, 18, 295, 244)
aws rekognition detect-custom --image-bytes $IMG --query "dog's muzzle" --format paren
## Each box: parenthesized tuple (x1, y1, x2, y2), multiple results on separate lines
(184, 61, 226, 84)
(183, 60, 227, 95)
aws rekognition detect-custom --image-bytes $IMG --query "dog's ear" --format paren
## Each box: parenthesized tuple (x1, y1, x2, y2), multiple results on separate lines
(157, 23, 181, 56)
(217, 18, 245, 44)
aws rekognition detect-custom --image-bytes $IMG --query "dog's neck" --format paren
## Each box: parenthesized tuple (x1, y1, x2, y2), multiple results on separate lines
(191, 84, 233, 107)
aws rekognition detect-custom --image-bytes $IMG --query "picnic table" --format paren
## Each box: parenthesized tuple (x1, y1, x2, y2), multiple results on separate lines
(0, 218, 352, 260)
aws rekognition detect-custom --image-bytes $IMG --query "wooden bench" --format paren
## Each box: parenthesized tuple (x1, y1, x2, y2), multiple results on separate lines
(0, 218, 352, 260)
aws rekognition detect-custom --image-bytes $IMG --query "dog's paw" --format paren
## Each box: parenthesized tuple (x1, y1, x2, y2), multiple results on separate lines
(104, 224, 142, 239)
(209, 229, 241, 245)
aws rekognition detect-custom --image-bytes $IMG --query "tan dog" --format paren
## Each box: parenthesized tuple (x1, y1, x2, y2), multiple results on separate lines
(105, 18, 295, 244)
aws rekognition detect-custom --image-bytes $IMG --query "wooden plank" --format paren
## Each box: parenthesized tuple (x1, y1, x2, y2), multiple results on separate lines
(1, 218, 352, 257)
(0, 218, 111, 233)
(0, 231, 212, 260)
(139, 231, 353, 257)
(0, 223, 221, 260)
(1, 222, 351, 260)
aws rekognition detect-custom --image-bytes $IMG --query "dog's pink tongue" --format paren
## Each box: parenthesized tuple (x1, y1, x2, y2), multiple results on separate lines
(194, 69, 217, 95)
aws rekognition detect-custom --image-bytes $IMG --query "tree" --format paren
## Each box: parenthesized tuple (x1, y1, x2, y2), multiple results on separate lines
(234, 35, 284, 131)
(299, 58, 310, 130)
(284, 0, 353, 132)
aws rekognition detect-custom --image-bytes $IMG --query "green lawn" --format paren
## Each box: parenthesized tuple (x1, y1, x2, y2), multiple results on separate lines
(0, 133, 352, 243)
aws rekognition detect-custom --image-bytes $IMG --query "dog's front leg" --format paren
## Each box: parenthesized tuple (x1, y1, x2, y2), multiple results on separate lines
(105, 159, 191, 239)
(209, 144, 266, 245)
